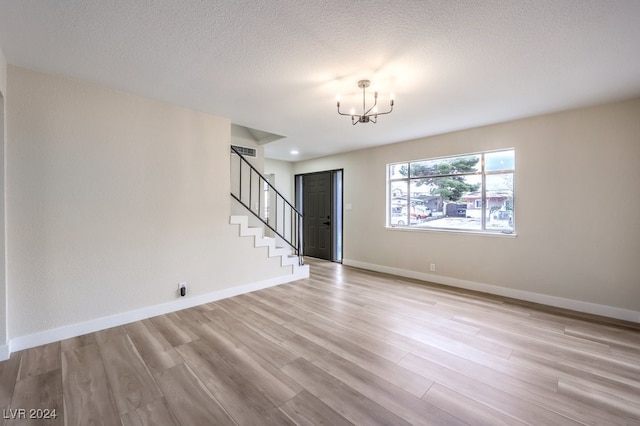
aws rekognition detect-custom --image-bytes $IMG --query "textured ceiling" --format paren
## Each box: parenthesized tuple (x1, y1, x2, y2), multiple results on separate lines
(1, 1, 640, 161)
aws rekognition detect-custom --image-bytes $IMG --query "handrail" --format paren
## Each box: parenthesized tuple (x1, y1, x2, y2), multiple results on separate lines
(230, 145, 303, 265)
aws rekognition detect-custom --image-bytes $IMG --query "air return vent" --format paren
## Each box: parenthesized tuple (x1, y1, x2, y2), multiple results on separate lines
(230, 145, 257, 157)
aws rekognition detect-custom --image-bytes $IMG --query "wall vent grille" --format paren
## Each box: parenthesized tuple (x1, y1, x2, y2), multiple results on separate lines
(231, 145, 257, 157)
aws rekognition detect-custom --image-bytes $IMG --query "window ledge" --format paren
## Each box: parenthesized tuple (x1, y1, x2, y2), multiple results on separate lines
(384, 225, 517, 238)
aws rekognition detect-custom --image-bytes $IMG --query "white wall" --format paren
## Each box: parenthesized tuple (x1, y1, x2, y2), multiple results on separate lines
(294, 99, 640, 320)
(5, 66, 294, 345)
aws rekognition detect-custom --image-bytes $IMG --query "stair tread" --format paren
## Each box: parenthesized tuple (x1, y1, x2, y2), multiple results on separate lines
(231, 214, 304, 272)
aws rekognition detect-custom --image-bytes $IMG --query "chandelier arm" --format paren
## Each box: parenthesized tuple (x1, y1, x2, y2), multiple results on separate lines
(373, 104, 394, 116)
(337, 105, 355, 117)
(363, 95, 378, 116)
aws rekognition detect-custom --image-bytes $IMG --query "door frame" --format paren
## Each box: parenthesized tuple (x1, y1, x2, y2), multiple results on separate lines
(295, 169, 343, 263)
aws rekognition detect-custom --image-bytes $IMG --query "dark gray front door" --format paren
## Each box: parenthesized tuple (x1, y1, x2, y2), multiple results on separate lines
(303, 172, 332, 260)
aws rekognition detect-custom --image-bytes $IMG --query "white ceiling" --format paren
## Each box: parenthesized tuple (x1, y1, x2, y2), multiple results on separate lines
(1, 1, 640, 161)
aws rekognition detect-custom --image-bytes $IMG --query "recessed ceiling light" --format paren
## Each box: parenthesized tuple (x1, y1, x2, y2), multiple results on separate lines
(290, 150, 299, 155)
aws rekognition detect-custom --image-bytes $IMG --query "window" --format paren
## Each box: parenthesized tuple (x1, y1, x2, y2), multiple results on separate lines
(388, 149, 514, 233)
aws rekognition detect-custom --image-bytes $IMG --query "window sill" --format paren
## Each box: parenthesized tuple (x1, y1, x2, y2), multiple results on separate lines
(384, 225, 517, 238)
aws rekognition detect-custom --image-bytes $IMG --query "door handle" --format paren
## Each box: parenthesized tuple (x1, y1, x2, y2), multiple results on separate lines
(323, 221, 331, 226)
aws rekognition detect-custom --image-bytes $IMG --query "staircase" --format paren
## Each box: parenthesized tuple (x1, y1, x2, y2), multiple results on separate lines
(230, 145, 308, 278)
(230, 215, 309, 276)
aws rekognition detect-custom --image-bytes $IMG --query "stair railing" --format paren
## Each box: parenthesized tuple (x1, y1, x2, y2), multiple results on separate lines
(230, 145, 303, 264)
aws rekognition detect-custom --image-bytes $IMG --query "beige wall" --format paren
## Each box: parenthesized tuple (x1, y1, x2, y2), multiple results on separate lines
(264, 158, 296, 245)
(0, 47, 6, 349)
(294, 99, 640, 314)
(0, 47, 6, 93)
(6, 66, 292, 339)
(230, 125, 265, 218)
(265, 158, 295, 200)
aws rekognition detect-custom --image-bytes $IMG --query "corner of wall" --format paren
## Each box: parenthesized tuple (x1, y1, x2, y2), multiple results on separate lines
(0, 46, 6, 94)
(0, 45, 7, 355)
(230, 123, 265, 172)
(0, 344, 8, 362)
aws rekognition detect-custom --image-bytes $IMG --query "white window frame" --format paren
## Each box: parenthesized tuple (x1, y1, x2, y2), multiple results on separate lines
(387, 149, 515, 235)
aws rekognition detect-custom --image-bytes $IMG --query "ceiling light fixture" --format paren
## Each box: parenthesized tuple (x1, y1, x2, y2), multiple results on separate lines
(336, 80, 394, 125)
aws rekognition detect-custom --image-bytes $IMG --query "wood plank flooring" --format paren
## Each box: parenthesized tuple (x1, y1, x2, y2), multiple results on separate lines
(1, 259, 639, 425)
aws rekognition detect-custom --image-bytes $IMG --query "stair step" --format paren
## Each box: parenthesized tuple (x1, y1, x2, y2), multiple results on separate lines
(281, 255, 301, 266)
(255, 237, 276, 249)
(269, 247, 290, 258)
(230, 215, 247, 226)
(231, 215, 306, 275)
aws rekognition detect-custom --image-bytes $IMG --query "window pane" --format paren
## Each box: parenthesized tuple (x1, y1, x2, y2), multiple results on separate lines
(426, 174, 481, 205)
(389, 163, 408, 179)
(409, 159, 439, 178)
(410, 179, 431, 201)
(485, 173, 514, 232)
(390, 181, 409, 226)
(410, 154, 481, 178)
(416, 175, 482, 231)
(485, 150, 514, 172)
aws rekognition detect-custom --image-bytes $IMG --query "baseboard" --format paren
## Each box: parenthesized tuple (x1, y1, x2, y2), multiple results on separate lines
(6, 268, 309, 360)
(343, 259, 640, 324)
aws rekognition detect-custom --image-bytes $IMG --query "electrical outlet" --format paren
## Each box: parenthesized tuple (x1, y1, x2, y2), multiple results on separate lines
(178, 282, 187, 297)
(429, 263, 436, 272)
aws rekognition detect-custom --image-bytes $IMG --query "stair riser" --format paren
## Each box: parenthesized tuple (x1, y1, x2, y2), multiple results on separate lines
(231, 215, 305, 274)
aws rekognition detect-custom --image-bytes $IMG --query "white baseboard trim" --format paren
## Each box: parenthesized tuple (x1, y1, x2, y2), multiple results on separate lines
(343, 259, 640, 324)
(5, 268, 309, 360)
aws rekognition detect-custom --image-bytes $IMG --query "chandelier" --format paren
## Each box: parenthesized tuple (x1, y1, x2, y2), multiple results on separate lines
(336, 80, 394, 125)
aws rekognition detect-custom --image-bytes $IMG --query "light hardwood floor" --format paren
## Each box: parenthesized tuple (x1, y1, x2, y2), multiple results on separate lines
(1, 259, 639, 425)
